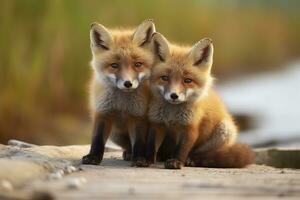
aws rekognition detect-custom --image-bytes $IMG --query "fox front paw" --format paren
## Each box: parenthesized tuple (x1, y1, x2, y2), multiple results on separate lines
(82, 154, 102, 165)
(165, 159, 183, 169)
(132, 157, 150, 167)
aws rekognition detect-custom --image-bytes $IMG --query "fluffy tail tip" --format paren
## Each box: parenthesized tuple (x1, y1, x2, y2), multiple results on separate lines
(196, 143, 255, 168)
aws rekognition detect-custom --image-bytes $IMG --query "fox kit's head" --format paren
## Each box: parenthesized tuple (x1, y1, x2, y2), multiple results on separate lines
(151, 33, 214, 104)
(90, 20, 155, 92)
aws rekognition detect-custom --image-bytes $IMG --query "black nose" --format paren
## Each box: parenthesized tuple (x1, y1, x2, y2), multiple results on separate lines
(170, 93, 178, 100)
(124, 81, 132, 88)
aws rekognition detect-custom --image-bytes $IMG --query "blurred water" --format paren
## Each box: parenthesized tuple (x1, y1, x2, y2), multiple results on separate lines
(218, 61, 300, 147)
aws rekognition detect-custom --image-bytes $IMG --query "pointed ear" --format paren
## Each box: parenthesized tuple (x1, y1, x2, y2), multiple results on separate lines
(189, 38, 213, 71)
(152, 32, 170, 62)
(90, 22, 113, 52)
(132, 19, 156, 46)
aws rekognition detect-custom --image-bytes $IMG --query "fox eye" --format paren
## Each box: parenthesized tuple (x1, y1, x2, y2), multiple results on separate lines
(110, 63, 119, 69)
(184, 78, 193, 84)
(161, 75, 169, 81)
(134, 62, 143, 68)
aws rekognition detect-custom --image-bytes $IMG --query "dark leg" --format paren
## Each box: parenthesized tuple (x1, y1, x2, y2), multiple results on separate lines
(82, 119, 110, 165)
(157, 132, 177, 162)
(110, 132, 131, 161)
(145, 125, 166, 164)
(165, 130, 196, 170)
(122, 150, 132, 161)
(131, 124, 148, 167)
(128, 118, 149, 167)
(145, 127, 156, 164)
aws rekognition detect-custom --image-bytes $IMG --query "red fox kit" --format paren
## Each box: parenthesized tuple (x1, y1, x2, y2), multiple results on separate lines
(146, 33, 255, 169)
(82, 20, 156, 166)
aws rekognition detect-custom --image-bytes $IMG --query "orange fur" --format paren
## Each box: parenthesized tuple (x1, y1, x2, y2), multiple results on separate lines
(189, 144, 255, 168)
(83, 20, 156, 166)
(146, 33, 254, 169)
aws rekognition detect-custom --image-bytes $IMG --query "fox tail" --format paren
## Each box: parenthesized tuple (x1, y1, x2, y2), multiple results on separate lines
(192, 144, 255, 168)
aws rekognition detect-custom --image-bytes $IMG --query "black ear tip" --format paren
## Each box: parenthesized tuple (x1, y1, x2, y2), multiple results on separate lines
(90, 22, 99, 28)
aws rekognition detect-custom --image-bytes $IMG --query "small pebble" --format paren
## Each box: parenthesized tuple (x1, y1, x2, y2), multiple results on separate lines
(66, 177, 87, 189)
(48, 170, 64, 179)
(0, 180, 13, 191)
(65, 166, 77, 174)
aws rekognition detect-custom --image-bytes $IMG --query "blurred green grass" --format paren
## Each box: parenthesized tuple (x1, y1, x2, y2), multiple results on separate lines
(0, 0, 300, 144)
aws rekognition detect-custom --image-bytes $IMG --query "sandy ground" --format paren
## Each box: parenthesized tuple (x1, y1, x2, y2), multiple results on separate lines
(19, 151, 300, 200)
(1, 143, 300, 200)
